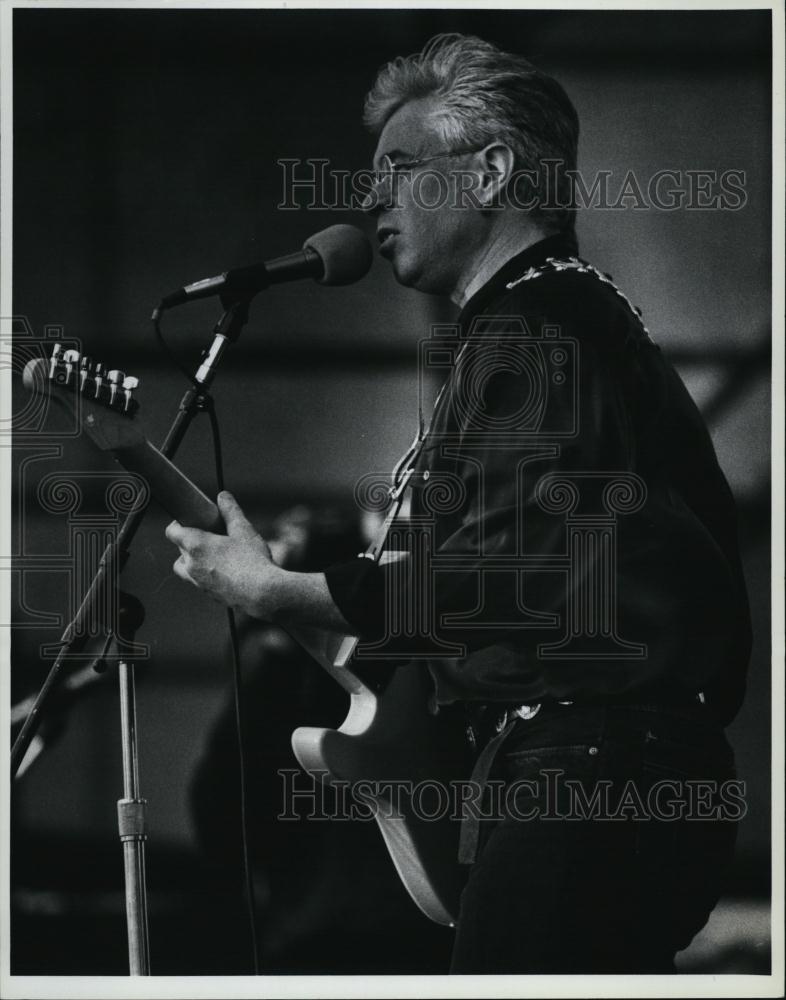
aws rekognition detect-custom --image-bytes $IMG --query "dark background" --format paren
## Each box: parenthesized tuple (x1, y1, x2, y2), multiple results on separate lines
(9, 7, 772, 975)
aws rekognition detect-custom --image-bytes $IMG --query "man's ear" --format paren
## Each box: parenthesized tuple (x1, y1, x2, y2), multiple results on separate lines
(477, 142, 515, 207)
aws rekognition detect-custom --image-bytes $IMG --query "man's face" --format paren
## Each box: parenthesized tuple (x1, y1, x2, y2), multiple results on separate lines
(367, 98, 485, 299)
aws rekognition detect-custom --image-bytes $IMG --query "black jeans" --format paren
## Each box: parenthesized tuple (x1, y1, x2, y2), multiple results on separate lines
(450, 701, 739, 974)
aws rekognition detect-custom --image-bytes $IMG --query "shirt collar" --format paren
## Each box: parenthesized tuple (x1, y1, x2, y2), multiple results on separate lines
(458, 230, 580, 328)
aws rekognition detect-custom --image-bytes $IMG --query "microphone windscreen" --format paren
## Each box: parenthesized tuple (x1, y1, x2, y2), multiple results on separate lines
(304, 225, 373, 286)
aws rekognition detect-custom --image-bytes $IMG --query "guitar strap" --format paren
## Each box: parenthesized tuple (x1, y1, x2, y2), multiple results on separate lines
(360, 339, 471, 567)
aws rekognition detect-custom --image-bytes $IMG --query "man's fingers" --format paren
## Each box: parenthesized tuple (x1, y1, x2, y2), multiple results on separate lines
(165, 520, 182, 544)
(173, 554, 197, 585)
(218, 491, 257, 541)
(173, 554, 190, 581)
(165, 520, 205, 551)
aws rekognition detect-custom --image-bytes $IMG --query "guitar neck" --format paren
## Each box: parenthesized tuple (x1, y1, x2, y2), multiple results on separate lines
(111, 438, 223, 533)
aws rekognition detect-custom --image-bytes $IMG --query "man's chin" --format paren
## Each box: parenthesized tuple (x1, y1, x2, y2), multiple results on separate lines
(389, 255, 438, 293)
(388, 258, 418, 289)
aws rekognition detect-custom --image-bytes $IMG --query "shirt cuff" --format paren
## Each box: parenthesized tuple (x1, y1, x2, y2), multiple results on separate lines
(324, 557, 386, 639)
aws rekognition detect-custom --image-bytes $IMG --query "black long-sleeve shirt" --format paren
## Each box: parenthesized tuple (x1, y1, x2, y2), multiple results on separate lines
(326, 233, 752, 726)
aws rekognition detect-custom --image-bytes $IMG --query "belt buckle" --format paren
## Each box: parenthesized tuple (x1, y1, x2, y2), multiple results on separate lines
(494, 710, 509, 733)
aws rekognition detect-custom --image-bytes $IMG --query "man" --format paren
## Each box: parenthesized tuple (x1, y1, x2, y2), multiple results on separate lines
(166, 34, 752, 973)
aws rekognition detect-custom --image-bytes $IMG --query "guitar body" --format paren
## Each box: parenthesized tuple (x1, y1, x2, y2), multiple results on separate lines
(290, 627, 469, 927)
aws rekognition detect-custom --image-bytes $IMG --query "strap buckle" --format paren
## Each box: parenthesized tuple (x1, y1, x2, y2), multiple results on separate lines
(513, 704, 541, 721)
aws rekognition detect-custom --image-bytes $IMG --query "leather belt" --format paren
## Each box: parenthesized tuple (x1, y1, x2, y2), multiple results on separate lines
(463, 689, 706, 752)
(458, 688, 706, 866)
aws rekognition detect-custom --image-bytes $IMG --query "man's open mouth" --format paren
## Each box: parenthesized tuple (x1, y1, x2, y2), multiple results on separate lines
(377, 227, 398, 251)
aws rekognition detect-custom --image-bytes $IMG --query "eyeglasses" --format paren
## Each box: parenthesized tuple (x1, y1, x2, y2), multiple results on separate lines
(371, 148, 479, 187)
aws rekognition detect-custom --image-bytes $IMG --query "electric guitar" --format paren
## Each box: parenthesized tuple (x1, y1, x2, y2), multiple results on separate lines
(23, 346, 468, 926)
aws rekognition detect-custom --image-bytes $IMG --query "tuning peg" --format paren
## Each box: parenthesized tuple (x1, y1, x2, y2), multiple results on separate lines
(122, 375, 139, 413)
(79, 356, 92, 392)
(93, 363, 105, 398)
(62, 349, 80, 384)
(107, 369, 125, 407)
(49, 343, 62, 380)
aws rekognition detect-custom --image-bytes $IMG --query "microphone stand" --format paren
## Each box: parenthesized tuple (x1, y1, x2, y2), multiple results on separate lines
(111, 591, 149, 975)
(11, 293, 253, 975)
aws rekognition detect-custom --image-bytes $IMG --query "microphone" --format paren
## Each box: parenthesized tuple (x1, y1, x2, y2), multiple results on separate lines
(156, 224, 372, 312)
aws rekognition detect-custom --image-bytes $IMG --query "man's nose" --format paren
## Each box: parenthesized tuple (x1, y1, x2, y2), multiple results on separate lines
(361, 173, 395, 214)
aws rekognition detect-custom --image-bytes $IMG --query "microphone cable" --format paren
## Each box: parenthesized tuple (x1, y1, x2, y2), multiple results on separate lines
(152, 310, 198, 388)
(155, 313, 261, 974)
(205, 396, 261, 975)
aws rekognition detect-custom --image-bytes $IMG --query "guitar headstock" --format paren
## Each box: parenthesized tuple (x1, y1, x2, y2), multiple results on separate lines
(41, 344, 141, 415)
(23, 344, 144, 450)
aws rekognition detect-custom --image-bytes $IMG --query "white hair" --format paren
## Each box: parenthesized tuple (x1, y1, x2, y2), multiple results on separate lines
(364, 33, 579, 231)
